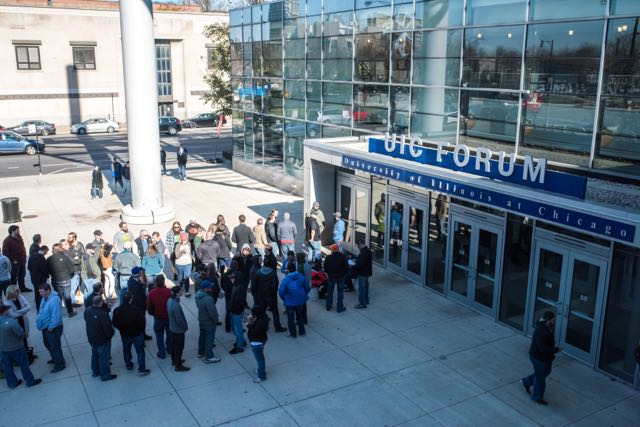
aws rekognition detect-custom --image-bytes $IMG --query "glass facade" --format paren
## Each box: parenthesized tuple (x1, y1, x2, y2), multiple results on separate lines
(231, 1, 640, 179)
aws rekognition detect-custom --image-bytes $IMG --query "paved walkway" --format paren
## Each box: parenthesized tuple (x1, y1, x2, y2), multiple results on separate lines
(0, 160, 638, 426)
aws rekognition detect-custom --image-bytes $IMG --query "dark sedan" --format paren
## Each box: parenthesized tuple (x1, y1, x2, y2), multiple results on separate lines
(159, 116, 182, 135)
(8, 120, 56, 136)
(0, 131, 45, 155)
(183, 112, 226, 128)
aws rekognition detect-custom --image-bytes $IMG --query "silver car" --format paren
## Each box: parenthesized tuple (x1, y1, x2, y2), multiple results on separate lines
(70, 118, 119, 135)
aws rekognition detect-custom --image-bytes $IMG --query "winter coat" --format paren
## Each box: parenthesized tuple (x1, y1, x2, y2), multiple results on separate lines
(0, 315, 25, 352)
(174, 243, 192, 266)
(177, 148, 188, 166)
(277, 219, 297, 244)
(47, 252, 75, 283)
(36, 291, 62, 331)
(0, 255, 11, 282)
(231, 223, 255, 250)
(135, 236, 151, 259)
(214, 234, 232, 259)
(167, 297, 188, 334)
(232, 254, 253, 286)
(324, 251, 349, 280)
(229, 281, 248, 315)
(112, 303, 146, 338)
(252, 267, 277, 307)
(141, 252, 164, 276)
(247, 313, 269, 343)
(195, 289, 218, 328)
(147, 286, 171, 320)
(354, 245, 373, 277)
(529, 320, 559, 363)
(196, 239, 220, 265)
(127, 277, 147, 311)
(278, 271, 308, 307)
(253, 224, 268, 249)
(113, 250, 140, 275)
(265, 220, 278, 243)
(84, 306, 115, 347)
(2, 234, 26, 264)
(27, 251, 48, 285)
(64, 242, 85, 274)
(80, 252, 100, 281)
(91, 169, 103, 189)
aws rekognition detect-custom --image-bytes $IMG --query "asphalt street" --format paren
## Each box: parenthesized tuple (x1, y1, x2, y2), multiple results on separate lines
(0, 127, 232, 178)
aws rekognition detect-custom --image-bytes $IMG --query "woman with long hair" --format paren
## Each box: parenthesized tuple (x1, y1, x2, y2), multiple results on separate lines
(141, 244, 164, 288)
(174, 232, 193, 297)
(99, 243, 116, 300)
(165, 221, 182, 281)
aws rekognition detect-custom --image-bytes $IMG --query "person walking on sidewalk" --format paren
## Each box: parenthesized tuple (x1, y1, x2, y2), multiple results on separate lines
(231, 215, 255, 254)
(521, 311, 560, 405)
(0, 304, 42, 389)
(177, 144, 188, 181)
(195, 281, 221, 364)
(47, 243, 77, 317)
(111, 158, 124, 194)
(147, 275, 172, 360)
(91, 165, 104, 200)
(354, 240, 372, 309)
(278, 213, 297, 255)
(247, 305, 269, 383)
(113, 292, 150, 376)
(160, 147, 167, 175)
(279, 262, 308, 338)
(27, 245, 49, 312)
(84, 295, 117, 382)
(36, 284, 66, 373)
(2, 225, 31, 293)
(167, 286, 190, 371)
(323, 244, 349, 313)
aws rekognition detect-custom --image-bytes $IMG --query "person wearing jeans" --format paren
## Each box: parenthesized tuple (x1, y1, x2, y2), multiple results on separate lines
(84, 295, 116, 382)
(147, 276, 172, 359)
(195, 281, 220, 363)
(323, 244, 349, 313)
(55, 281, 75, 316)
(353, 240, 373, 309)
(174, 233, 193, 297)
(278, 262, 308, 337)
(167, 286, 190, 371)
(113, 292, 150, 375)
(0, 304, 41, 389)
(248, 305, 269, 382)
(229, 266, 247, 354)
(521, 311, 560, 405)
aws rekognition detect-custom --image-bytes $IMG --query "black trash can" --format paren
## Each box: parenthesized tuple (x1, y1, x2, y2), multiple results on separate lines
(1, 197, 21, 223)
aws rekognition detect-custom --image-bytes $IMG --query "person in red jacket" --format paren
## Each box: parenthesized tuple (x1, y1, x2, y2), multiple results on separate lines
(2, 225, 30, 293)
(146, 275, 172, 359)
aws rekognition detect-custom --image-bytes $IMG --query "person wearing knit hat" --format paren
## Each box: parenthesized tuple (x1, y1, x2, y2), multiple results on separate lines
(174, 232, 193, 297)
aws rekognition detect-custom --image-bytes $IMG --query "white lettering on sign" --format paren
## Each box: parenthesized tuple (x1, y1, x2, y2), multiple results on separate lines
(382, 133, 547, 184)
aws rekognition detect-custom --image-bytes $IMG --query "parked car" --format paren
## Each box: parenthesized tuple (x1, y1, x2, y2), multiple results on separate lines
(159, 116, 182, 135)
(270, 122, 320, 138)
(183, 112, 226, 128)
(71, 118, 119, 135)
(0, 131, 45, 155)
(317, 109, 348, 125)
(7, 120, 56, 136)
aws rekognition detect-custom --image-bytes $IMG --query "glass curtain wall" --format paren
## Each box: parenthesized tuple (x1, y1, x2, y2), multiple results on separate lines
(230, 0, 640, 181)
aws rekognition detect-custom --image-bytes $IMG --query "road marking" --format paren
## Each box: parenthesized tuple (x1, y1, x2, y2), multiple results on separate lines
(7, 166, 19, 169)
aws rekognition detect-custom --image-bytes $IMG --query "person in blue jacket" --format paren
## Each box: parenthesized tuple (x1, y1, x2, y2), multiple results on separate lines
(278, 262, 308, 338)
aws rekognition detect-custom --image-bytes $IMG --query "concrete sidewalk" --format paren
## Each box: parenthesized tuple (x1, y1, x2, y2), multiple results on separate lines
(0, 160, 637, 427)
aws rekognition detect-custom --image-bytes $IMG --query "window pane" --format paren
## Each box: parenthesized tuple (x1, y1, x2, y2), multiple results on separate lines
(232, 110, 244, 159)
(324, 11, 354, 37)
(325, 0, 352, 13)
(415, 0, 463, 30)
(263, 120, 283, 170)
(355, 6, 391, 34)
(460, 90, 519, 150)
(467, 0, 526, 26)
(284, 17, 305, 39)
(354, 84, 389, 132)
(427, 193, 448, 292)
(391, 32, 412, 84)
(413, 29, 462, 86)
(16, 46, 28, 63)
(323, 59, 353, 81)
(521, 21, 604, 164)
(393, 2, 414, 31)
(390, 86, 410, 135)
(355, 33, 390, 82)
(611, 0, 640, 15)
(463, 26, 523, 90)
(530, 0, 607, 21)
(323, 82, 352, 125)
(411, 87, 459, 141)
(283, 119, 305, 179)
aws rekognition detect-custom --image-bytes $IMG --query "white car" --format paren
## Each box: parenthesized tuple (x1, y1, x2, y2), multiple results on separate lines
(70, 118, 119, 135)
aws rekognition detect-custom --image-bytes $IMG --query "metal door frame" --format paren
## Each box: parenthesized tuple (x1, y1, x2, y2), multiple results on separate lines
(527, 229, 610, 366)
(385, 189, 429, 284)
(336, 174, 370, 254)
(445, 208, 505, 317)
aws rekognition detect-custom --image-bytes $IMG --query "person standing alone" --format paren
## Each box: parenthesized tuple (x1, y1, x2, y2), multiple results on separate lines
(177, 144, 188, 181)
(91, 165, 104, 199)
(354, 240, 372, 309)
(521, 311, 560, 405)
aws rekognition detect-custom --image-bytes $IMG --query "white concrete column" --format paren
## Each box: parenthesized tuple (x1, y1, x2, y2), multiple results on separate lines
(119, 0, 174, 224)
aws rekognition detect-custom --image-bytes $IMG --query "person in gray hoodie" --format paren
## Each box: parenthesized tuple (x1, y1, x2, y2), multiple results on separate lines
(195, 281, 221, 364)
(195, 232, 220, 269)
(167, 286, 189, 371)
(277, 212, 297, 255)
(0, 304, 42, 388)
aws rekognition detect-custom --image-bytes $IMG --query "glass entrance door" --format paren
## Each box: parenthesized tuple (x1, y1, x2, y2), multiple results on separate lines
(386, 195, 427, 283)
(337, 179, 370, 254)
(447, 216, 503, 315)
(529, 241, 607, 365)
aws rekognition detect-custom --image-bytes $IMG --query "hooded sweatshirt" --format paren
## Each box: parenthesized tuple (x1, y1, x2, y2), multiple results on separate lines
(195, 289, 218, 328)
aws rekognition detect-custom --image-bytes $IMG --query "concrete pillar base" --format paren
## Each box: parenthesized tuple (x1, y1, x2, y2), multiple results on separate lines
(121, 204, 175, 225)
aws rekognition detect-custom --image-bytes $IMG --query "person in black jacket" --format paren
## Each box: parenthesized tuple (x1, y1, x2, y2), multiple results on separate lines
(228, 265, 247, 354)
(91, 165, 104, 199)
(262, 246, 286, 332)
(247, 305, 269, 382)
(160, 147, 167, 175)
(521, 311, 560, 405)
(28, 245, 49, 312)
(354, 240, 373, 309)
(127, 267, 152, 341)
(84, 282, 110, 312)
(220, 263, 239, 333)
(112, 292, 150, 376)
(84, 295, 116, 381)
(323, 244, 349, 313)
(231, 215, 255, 254)
(47, 243, 77, 317)
(177, 144, 188, 181)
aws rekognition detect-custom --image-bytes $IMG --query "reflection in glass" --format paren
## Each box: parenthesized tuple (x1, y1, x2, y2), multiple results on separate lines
(370, 179, 386, 264)
(253, 113, 264, 164)
(391, 32, 412, 84)
(355, 33, 390, 82)
(413, 29, 461, 87)
(411, 87, 459, 141)
(499, 214, 532, 331)
(451, 221, 471, 297)
(415, 0, 463, 30)
(284, 80, 305, 119)
(263, 120, 283, 170)
(467, 0, 526, 25)
(353, 84, 389, 132)
(408, 207, 424, 276)
(391, 86, 410, 135)
(521, 21, 604, 164)
(355, 189, 368, 247)
(232, 110, 244, 159)
(355, 6, 392, 34)
(533, 248, 563, 327)
(564, 259, 600, 353)
(459, 90, 518, 150)
(389, 201, 404, 267)
(611, 0, 640, 15)
(427, 194, 448, 293)
(530, 0, 606, 21)
(283, 119, 304, 179)
(243, 112, 254, 161)
(393, 2, 414, 31)
(599, 244, 640, 383)
(323, 35, 353, 81)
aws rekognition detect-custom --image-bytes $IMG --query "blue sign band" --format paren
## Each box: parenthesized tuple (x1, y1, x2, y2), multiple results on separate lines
(342, 155, 634, 243)
(368, 138, 587, 199)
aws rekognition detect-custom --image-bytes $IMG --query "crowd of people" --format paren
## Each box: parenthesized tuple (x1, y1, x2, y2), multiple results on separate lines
(0, 204, 374, 389)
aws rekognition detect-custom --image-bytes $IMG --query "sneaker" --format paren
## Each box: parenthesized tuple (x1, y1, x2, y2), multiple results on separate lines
(126, 365, 134, 371)
(156, 352, 166, 360)
(253, 377, 263, 383)
(185, 293, 191, 298)
(197, 353, 205, 359)
(521, 379, 530, 395)
(275, 327, 287, 333)
(28, 379, 42, 387)
(68, 312, 78, 318)
(51, 366, 65, 373)
(12, 379, 23, 388)
(337, 307, 346, 313)
(354, 304, 367, 309)
(138, 369, 151, 376)
(205, 357, 221, 364)
(286, 333, 297, 338)
(102, 374, 117, 382)
(175, 365, 191, 372)
(229, 347, 244, 355)
(534, 399, 549, 406)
